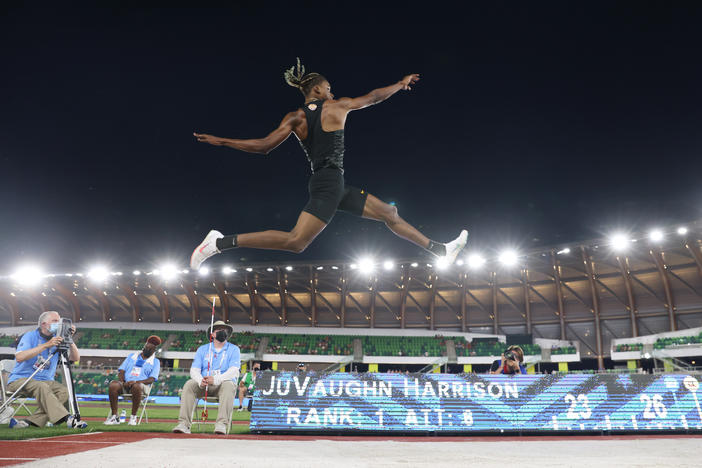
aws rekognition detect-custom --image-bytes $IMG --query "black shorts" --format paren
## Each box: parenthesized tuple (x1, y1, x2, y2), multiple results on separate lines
(302, 168, 368, 224)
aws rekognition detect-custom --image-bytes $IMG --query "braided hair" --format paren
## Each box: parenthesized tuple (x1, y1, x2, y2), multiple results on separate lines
(284, 57, 327, 97)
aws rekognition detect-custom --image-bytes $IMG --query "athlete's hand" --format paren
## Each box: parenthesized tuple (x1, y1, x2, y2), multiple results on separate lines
(193, 133, 222, 146)
(399, 74, 420, 90)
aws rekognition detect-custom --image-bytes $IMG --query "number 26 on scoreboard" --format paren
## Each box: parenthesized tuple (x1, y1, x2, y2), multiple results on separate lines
(640, 394, 667, 419)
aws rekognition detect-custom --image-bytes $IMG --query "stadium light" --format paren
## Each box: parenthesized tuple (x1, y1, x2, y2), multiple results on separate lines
(557, 248, 570, 255)
(358, 257, 375, 274)
(383, 260, 394, 271)
(498, 249, 519, 267)
(267, 267, 274, 272)
(159, 263, 179, 280)
(610, 233, 629, 251)
(87, 266, 110, 283)
(198, 266, 210, 276)
(222, 266, 234, 275)
(456, 259, 464, 266)
(677, 226, 688, 235)
(245, 267, 253, 272)
(649, 229, 664, 242)
(285, 266, 293, 271)
(11, 265, 45, 287)
(436, 256, 450, 270)
(316, 266, 324, 270)
(467, 254, 486, 269)
(410, 262, 419, 268)
(349, 263, 357, 270)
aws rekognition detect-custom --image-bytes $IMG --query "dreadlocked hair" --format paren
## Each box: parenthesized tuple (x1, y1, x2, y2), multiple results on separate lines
(284, 57, 326, 97)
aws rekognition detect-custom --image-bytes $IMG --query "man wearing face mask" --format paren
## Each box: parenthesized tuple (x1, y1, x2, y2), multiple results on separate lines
(173, 321, 240, 435)
(6, 311, 86, 429)
(104, 335, 162, 426)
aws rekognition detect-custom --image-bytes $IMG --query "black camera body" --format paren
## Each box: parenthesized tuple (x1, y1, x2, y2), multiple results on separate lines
(503, 349, 517, 362)
(56, 318, 74, 351)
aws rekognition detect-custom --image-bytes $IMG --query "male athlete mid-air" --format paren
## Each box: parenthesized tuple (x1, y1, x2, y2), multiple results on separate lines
(190, 58, 467, 270)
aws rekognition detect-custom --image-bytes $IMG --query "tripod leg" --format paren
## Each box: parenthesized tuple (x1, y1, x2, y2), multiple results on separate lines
(60, 351, 80, 420)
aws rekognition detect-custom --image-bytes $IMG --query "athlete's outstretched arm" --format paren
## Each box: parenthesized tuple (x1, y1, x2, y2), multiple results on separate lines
(338, 74, 420, 111)
(194, 110, 303, 155)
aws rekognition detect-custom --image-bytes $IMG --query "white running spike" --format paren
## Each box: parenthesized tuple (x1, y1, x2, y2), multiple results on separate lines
(190, 230, 224, 270)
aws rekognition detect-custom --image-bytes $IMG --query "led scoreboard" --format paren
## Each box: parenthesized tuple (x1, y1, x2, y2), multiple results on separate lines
(250, 372, 702, 433)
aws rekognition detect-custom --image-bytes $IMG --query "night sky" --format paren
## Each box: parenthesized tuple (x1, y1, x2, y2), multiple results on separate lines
(1, 3, 701, 274)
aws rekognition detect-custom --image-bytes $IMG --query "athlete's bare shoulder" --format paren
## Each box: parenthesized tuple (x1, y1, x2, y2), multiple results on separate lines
(289, 107, 307, 139)
(285, 108, 306, 122)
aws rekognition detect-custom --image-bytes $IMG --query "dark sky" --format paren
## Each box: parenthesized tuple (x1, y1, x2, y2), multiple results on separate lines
(1, 3, 701, 273)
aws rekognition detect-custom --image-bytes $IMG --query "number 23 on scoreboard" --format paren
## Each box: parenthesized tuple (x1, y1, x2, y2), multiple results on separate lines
(564, 393, 592, 419)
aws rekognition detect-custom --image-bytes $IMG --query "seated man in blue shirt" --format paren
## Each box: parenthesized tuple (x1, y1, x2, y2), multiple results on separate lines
(7, 311, 87, 429)
(173, 320, 240, 435)
(104, 335, 162, 426)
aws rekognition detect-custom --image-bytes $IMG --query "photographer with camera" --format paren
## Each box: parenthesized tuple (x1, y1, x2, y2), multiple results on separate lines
(6, 311, 87, 428)
(489, 345, 526, 375)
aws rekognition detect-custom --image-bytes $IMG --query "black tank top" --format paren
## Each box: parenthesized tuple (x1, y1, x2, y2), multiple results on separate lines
(299, 100, 345, 173)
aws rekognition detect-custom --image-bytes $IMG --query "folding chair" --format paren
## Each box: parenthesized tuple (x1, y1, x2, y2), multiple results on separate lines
(0, 359, 34, 418)
(193, 394, 234, 434)
(120, 383, 153, 424)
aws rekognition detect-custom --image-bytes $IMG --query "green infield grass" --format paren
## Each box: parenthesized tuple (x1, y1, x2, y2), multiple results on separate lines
(0, 401, 251, 440)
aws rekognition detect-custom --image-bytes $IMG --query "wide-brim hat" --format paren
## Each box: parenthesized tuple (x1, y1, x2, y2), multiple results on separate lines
(210, 320, 234, 334)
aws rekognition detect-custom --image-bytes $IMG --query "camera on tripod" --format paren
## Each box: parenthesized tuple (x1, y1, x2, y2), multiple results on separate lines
(56, 318, 74, 351)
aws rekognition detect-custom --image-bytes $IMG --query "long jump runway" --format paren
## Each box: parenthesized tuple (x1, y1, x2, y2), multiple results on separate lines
(2, 433, 702, 467)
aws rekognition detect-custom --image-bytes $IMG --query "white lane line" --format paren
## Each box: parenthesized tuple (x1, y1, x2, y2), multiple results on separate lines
(26, 431, 104, 441)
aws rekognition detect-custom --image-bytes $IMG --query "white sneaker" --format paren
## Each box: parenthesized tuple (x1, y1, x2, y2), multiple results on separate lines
(128, 415, 137, 426)
(172, 423, 191, 434)
(104, 414, 120, 425)
(444, 229, 469, 264)
(214, 423, 227, 435)
(190, 230, 223, 270)
(67, 415, 88, 429)
(9, 418, 29, 429)
(237, 406, 244, 412)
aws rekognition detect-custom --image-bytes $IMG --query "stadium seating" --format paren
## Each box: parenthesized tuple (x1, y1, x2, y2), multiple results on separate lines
(6, 326, 559, 359)
(653, 332, 702, 349)
(454, 338, 541, 357)
(76, 328, 162, 350)
(74, 328, 261, 353)
(0, 334, 19, 347)
(62, 370, 190, 396)
(362, 336, 448, 357)
(615, 343, 644, 352)
(551, 346, 577, 355)
(266, 334, 354, 355)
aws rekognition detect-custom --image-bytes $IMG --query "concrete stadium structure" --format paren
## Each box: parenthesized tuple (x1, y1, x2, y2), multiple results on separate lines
(2, 221, 702, 369)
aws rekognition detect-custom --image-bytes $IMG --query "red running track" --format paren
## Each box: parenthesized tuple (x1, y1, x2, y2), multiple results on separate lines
(1, 432, 701, 467)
